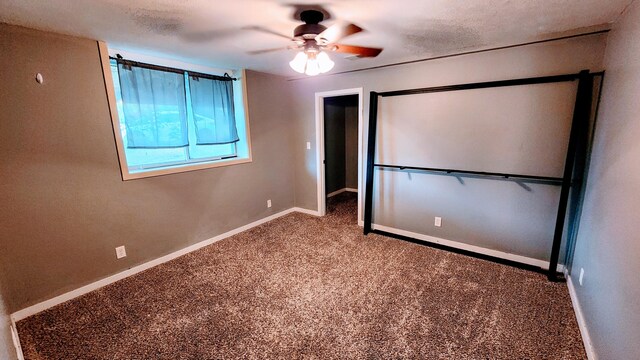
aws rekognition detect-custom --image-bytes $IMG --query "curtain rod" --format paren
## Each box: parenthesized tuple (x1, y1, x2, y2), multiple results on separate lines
(109, 55, 237, 81)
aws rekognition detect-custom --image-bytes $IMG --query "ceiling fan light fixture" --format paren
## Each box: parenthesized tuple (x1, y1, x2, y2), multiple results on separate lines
(289, 50, 334, 76)
(251, 8, 382, 75)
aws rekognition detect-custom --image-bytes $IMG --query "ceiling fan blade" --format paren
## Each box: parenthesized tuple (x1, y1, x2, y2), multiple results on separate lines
(331, 44, 383, 57)
(316, 23, 362, 44)
(248, 46, 291, 55)
(242, 25, 291, 40)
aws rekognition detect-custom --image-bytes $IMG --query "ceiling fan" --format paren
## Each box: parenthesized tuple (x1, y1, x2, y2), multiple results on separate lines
(249, 9, 383, 76)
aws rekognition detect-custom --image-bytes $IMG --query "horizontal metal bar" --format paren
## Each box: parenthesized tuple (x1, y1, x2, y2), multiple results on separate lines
(371, 229, 556, 275)
(374, 164, 563, 184)
(378, 73, 580, 97)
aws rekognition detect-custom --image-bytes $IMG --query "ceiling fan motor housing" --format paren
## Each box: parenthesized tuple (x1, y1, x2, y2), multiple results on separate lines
(294, 10, 327, 39)
(294, 23, 327, 38)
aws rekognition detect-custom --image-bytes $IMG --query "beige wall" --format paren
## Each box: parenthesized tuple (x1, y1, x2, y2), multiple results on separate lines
(290, 34, 606, 261)
(0, 24, 295, 313)
(570, 1, 640, 358)
(372, 82, 580, 260)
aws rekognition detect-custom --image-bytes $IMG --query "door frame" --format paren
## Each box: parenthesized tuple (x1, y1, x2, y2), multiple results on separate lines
(314, 88, 364, 221)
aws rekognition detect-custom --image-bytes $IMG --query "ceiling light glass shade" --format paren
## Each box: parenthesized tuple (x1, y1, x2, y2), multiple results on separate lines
(305, 57, 320, 76)
(316, 51, 335, 73)
(289, 52, 307, 74)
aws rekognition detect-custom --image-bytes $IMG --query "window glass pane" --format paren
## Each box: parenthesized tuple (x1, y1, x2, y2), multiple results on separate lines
(185, 73, 237, 160)
(110, 59, 239, 172)
(189, 143, 236, 160)
(124, 148, 188, 168)
(117, 62, 189, 148)
(110, 60, 187, 169)
(187, 74, 239, 145)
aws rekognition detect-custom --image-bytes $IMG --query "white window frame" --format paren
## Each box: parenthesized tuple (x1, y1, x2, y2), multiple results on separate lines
(98, 42, 252, 180)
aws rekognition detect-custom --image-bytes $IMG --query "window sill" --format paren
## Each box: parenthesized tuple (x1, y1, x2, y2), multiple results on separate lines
(121, 156, 252, 180)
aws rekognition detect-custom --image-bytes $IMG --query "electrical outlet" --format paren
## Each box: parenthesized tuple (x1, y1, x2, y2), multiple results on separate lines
(434, 217, 442, 227)
(306, 142, 311, 150)
(579, 268, 584, 286)
(267, 199, 272, 208)
(115, 246, 127, 259)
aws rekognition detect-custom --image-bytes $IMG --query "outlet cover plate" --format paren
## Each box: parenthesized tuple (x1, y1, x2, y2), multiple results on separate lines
(115, 246, 127, 259)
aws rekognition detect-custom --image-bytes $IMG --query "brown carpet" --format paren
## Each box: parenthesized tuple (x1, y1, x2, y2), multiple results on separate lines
(17, 192, 585, 359)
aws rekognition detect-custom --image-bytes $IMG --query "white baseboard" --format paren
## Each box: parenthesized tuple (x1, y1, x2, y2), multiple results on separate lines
(372, 224, 564, 272)
(327, 188, 346, 197)
(10, 319, 24, 360)
(292, 207, 321, 216)
(327, 187, 358, 198)
(10, 207, 301, 323)
(566, 274, 596, 359)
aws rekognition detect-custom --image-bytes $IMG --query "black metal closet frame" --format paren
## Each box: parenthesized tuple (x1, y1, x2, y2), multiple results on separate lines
(363, 70, 599, 281)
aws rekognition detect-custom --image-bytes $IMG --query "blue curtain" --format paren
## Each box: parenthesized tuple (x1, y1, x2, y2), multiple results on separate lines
(117, 63, 189, 148)
(188, 75, 239, 145)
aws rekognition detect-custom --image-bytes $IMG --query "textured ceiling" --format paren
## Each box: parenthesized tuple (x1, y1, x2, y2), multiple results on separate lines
(0, 0, 632, 77)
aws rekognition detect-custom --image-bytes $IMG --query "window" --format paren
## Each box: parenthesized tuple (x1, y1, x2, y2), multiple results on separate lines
(103, 48, 251, 180)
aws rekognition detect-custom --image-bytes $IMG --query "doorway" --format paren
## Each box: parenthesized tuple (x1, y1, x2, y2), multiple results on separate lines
(315, 88, 363, 223)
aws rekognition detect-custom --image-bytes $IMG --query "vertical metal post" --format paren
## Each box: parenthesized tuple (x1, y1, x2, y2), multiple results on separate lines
(564, 73, 605, 269)
(548, 70, 593, 281)
(363, 92, 379, 234)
